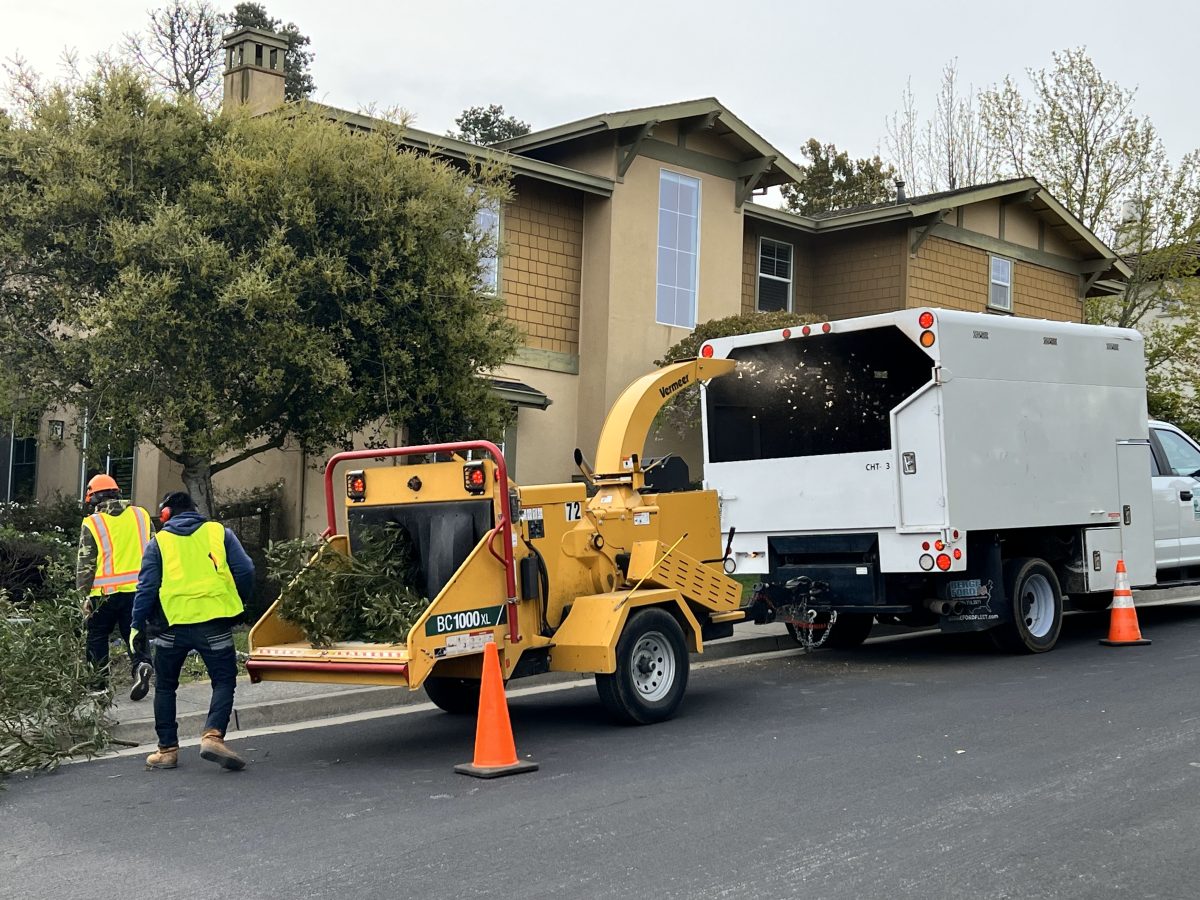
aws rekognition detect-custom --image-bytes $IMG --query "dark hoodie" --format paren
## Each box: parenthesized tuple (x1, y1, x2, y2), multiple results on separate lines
(131, 510, 255, 633)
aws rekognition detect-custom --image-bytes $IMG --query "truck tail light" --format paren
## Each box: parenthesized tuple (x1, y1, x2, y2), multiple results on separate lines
(821, 322, 831, 333)
(919, 311, 935, 329)
(936, 553, 952, 571)
(919, 554, 934, 571)
(463, 461, 487, 494)
(346, 471, 366, 503)
(701, 344, 714, 358)
(920, 331, 936, 348)
(953, 548, 962, 560)
(801, 325, 812, 336)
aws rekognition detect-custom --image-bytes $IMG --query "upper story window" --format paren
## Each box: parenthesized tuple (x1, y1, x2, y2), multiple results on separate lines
(656, 169, 700, 328)
(8, 434, 37, 503)
(989, 256, 1013, 312)
(475, 200, 501, 294)
(757, 238, 792, 312)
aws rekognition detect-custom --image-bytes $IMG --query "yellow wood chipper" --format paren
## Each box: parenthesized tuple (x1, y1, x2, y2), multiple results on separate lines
(247, 358, 743, 724)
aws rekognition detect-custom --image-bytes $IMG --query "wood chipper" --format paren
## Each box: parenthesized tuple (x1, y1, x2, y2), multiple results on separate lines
(247, 358, 744, 724)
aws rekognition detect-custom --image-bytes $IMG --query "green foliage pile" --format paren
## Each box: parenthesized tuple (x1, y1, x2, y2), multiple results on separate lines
(267, 527, 428, 647)
(1, 592, 114, 780)
(0, 497, 80, 604)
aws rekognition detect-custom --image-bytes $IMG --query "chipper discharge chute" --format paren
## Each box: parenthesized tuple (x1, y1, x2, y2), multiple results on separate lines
(247, 357, 743, 724)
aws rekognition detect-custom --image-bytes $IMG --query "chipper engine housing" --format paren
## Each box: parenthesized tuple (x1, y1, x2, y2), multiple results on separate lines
(247, 358, 743, 724)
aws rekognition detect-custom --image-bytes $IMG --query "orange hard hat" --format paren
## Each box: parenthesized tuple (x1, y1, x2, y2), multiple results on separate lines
(85, 473, 120, 502)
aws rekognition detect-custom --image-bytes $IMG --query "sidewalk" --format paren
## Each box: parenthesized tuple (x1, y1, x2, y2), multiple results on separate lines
(109, 622, 794, 746)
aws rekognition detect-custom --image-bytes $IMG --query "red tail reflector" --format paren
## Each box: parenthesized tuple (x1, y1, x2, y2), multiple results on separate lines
(821, 322, 831, 333)
(701, 344, 714, 358)
(918, 311, 935, 329)
(936, 554, 952, 571)
(952, 548, 962, 560)
(801, 325, 812, 336)
(782, 328, 792, 339)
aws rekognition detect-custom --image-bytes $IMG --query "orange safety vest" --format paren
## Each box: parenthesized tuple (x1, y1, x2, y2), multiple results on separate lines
(82, 506, 153, 596)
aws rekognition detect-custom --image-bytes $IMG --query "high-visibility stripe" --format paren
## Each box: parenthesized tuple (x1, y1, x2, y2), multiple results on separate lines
(133, 507, 152, 550)
(93, 570, 140, 587)
(90, 514, 115, 577)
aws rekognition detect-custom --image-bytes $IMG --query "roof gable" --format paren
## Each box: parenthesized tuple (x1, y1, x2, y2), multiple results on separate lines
(494, 97, 804, 191)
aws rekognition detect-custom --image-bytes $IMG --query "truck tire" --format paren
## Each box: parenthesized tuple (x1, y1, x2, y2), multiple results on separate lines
(991, 558, 1063, 653)
(785, 612, 874, 649)
(423, 676, 482, 715)
(596, 607, 689, 725)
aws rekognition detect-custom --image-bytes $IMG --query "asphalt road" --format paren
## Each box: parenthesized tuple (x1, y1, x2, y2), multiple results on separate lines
(4, 604, 1200, 900)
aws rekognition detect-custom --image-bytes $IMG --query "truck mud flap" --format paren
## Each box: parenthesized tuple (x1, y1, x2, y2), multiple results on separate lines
(937, 535, 1009, 632)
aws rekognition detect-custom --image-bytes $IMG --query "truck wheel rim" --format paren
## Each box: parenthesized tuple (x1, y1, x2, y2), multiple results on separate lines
(630, 631, 674, 702)
(1020, 574, 1055, 638)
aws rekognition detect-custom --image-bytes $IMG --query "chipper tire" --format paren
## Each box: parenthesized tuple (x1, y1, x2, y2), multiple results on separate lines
(424, 676, 482, 715)
(990, 557, 1063, 654)
(596, 607, 689, 725)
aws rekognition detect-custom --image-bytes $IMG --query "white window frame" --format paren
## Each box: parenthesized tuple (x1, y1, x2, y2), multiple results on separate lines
(656, 169, 701, 329)
(756, 237, 793, 313)
(474, 199, 501, 295)
(988, 255, 1013, 313)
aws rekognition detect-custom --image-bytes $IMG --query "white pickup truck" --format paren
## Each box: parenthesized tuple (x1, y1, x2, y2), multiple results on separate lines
(699, 308, 1199, 653)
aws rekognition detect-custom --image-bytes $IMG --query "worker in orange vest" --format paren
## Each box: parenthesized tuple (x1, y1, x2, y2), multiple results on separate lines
(77, 473, 156, 700)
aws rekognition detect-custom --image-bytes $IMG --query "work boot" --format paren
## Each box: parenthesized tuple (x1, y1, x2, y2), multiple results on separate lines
(129, 662, 153, 702)
(199, 729, 245, 771)
(145, 745, 179, 769)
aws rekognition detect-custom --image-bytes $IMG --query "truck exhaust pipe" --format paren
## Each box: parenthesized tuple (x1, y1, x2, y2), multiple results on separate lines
(925, 600, 965, 616)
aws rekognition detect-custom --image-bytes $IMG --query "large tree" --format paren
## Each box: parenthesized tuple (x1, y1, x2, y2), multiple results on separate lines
(449, 104, 530, 146)
(229, 3, 315, 100)
(0, 69, 517, 513)
(884, 59, 997, 195)
(782, 139, 895, 216)
(122, 0, 226, 104)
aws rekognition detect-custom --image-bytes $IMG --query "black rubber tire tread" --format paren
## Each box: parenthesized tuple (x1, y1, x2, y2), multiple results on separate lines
(990, 557, 1063, 654)
(423, 676, 482, 715)
(595, 607, 689, 726)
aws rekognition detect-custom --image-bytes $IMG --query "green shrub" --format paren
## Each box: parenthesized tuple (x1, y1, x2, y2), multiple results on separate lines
(1, 592, 114, 780)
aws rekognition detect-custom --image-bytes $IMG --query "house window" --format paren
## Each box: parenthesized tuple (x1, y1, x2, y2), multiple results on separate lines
(656, 169, 701, 328)
(83, 425, 136, 500)
(757, 238, 792, 312)
(475, 199, 501, 294)
(989, 256, 1013, 312)
(8, 435, 37, 502)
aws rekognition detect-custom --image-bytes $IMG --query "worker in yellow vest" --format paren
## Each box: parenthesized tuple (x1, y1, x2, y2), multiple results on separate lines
(131, 491, 255, 771)
(77, 473, 156, 701)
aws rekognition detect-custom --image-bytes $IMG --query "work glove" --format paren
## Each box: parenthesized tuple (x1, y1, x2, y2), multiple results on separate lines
(129, 627, 140, 656)
(81, 597, 92, 618)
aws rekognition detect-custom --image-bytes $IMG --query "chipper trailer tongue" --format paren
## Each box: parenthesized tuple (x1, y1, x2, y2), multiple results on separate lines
(247, 357, 744, 724)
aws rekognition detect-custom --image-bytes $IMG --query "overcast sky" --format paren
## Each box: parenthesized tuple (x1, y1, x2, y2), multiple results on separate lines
(5, 0, 1198, 166)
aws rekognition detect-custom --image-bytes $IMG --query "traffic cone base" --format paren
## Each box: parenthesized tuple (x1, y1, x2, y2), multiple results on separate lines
(1100, 559, 1151, 647)
(455, 640, 538, 779)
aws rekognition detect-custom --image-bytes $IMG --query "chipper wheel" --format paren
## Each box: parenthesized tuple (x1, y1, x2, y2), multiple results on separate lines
(424, 676, 482, 715)
(596, 607, 689, 725)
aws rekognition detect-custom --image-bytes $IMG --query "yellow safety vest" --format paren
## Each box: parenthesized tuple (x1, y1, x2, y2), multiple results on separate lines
(155, 522, 244, 626)
(83, 506, 153, 597)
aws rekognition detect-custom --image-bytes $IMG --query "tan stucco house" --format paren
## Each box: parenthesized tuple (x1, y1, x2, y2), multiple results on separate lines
(3, 27, 1131, 538)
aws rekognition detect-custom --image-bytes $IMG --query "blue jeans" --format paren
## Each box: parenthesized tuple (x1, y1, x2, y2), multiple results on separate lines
(152, 622, 237, 749)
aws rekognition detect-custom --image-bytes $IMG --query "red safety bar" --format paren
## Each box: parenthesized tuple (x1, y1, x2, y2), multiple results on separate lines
(322, 441, 519, 643)
(246, 658, 409, 684)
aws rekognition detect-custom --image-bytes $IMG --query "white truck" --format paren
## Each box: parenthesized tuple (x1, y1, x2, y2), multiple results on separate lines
(700, 308, 1200, 653)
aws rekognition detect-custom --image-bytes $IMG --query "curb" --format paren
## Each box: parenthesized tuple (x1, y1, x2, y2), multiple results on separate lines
(110, 631, 794, 746)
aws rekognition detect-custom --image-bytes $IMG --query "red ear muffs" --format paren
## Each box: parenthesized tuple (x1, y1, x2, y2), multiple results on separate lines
(159, 507, 171, 524)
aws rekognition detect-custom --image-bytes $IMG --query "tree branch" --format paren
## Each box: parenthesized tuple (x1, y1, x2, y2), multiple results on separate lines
(210, 435, 286, 474)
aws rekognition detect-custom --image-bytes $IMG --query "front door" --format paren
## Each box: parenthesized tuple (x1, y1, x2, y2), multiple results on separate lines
(1149, 425, 1200, 570)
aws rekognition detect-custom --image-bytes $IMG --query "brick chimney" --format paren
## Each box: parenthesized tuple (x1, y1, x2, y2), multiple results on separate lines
(222, 27, 288, 114)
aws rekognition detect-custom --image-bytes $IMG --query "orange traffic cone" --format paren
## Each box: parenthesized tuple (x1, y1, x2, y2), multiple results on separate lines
(454, 640, 539, 779)
(1099, 559, 1151, 647)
